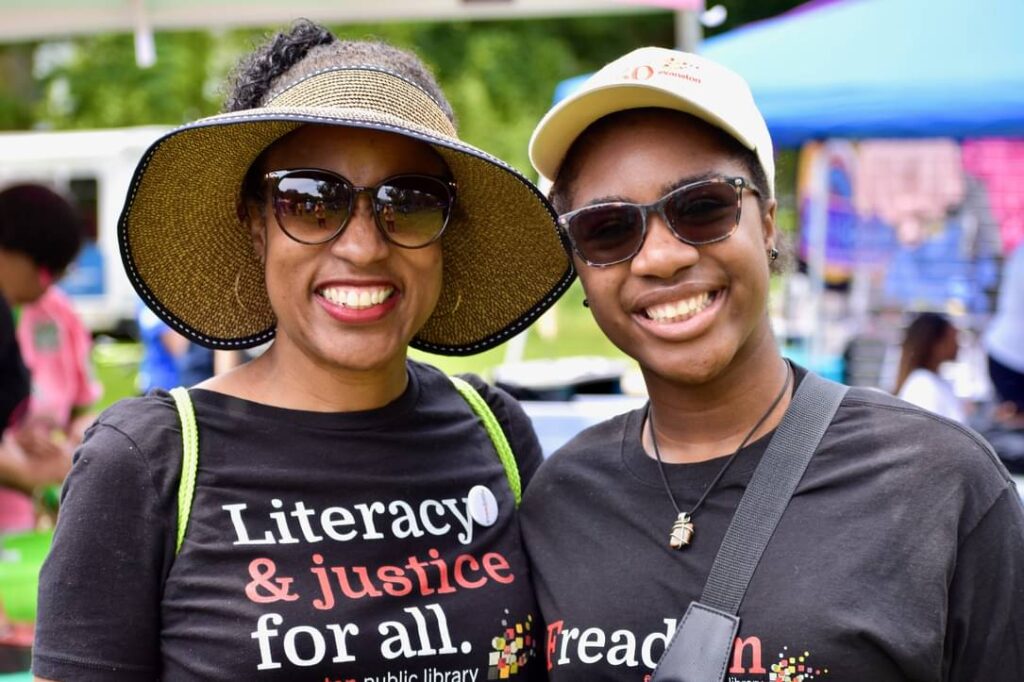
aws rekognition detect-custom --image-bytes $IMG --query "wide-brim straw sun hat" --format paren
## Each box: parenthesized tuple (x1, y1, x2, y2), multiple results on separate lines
(119, 65, 574, 355)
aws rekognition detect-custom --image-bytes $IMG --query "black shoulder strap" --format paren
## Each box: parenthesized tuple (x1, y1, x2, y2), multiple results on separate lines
(652, 371, 848, 682)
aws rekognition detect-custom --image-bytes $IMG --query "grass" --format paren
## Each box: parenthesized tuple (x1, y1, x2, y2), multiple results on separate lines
(92, 281, 632, 406)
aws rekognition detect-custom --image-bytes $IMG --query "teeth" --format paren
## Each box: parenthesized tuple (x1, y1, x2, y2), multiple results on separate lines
(645, 291, 714, 322)
(319, 285, 394, 309)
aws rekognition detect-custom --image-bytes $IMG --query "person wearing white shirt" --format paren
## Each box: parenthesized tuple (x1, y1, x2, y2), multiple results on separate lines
(984, 243, 1024, 418)
(895, 312, 966, 423)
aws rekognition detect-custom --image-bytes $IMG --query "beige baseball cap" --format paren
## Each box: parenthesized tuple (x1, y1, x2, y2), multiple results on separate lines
(529, 46, 775, 198)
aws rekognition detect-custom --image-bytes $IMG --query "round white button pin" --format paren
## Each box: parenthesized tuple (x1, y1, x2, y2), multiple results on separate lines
(467, 485, 499, 527)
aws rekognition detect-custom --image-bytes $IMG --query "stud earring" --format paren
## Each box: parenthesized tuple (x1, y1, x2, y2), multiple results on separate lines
(768, 247, 779, 262)
(582, 298, 590, 308)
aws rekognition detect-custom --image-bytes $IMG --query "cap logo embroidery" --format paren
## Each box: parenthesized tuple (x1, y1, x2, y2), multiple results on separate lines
(621, 57, 702, 85)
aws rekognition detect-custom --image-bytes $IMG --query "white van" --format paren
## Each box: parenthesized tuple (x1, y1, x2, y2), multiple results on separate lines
(0, 126, 168, 334)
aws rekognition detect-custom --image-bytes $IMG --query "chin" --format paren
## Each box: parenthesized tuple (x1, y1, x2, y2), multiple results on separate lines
(639, 345, 734, 387)
(323, 345, 408, 373)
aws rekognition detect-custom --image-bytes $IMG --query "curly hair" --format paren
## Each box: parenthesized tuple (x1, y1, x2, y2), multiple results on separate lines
(223, 19, 455, 125)
(0, 184, 82, 275)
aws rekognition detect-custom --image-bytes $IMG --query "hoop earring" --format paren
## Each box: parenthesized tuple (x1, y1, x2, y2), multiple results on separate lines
(233, 268, 250, 313)
(431, 287, 463, 320)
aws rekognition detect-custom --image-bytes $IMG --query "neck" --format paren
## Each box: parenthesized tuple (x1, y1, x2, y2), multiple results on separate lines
(203, 342, 410, 413)
(643, 332, 791, 464)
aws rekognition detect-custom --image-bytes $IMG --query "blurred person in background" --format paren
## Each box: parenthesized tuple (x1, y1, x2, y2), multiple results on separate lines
(984, 242, 1024, 423)
(894, 312, 966, 423)
(136, 302, 215, 392)
(979, 242, 1024, 473)
(0, 184, 93, 528)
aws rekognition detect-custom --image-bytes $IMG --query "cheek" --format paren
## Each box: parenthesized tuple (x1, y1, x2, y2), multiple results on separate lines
(262, 237, 312, 304)
(417, 248, 444, 306)
(575, 266, 625, 326)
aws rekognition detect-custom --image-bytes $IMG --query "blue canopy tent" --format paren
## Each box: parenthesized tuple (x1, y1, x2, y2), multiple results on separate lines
(554, 0, 1024, 146)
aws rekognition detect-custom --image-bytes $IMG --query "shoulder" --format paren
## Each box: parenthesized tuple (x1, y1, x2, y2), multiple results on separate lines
(822, 383, 1011, 524)
(76, 391, 182, 490)
(410, 360, 545, 483)
(453, 370, 544, 475)
(409, 359, 530, 427)
(92, 390, 179, 438)
(553, 408, 635, 462)
(455, 371, 529, 422)
(525, 408, 636, 490)
(836, 385, 1000, 464)
(899, 368, 934, 389)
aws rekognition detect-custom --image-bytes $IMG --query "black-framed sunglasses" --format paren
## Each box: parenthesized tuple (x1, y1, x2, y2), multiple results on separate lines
(263, 169, 457, 248)
(558, 176, 760, 267)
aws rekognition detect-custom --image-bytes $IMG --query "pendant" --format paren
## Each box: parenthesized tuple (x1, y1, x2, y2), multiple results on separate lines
(669, 512, 694, 549)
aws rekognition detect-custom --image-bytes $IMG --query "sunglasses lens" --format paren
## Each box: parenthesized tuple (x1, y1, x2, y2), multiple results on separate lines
(374, 176, 452, 247)
(272, 171, 351, 244)
(566, 205, 645, 265)
(665, 182, 739, 244)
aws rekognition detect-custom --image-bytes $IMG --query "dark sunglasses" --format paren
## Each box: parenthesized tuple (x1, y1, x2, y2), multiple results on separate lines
(558, 176, 760, 267)
(263, 169, 457, 248)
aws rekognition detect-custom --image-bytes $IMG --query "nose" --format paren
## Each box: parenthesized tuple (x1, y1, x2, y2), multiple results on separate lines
(629, 212, 699, 278)
(328, 193, 390, 264)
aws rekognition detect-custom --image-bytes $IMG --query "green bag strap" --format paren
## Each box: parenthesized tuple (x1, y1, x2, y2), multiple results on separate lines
(170, 376, 520, 555)
(169, 387, 199, 555)
(449, 375, 522, 507)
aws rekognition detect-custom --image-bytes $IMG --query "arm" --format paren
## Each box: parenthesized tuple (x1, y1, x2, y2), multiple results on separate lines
(943, 484, 1024, 681)
(0, 435, 69, 494)
(32, 412, 171, 682)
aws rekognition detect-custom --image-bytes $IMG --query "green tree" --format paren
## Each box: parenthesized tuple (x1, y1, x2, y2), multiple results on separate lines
(3, 4, 802, 176)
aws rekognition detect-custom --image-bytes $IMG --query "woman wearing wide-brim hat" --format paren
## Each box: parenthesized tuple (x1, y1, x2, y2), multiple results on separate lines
(33, 21, 569, 682)
(520, 47, 1024, 681)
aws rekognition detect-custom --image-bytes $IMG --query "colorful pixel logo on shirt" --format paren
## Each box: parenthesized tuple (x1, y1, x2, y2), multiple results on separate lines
(487, 611, 535, 679)
(769, 646, 828, 681)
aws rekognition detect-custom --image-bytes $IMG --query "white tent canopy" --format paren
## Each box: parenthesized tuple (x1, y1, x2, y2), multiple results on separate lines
(2, 0, 649, 41)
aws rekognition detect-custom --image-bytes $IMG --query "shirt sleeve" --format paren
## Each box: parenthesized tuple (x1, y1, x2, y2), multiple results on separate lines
(32, 406, 177, 681)
(459, 374, 544, 490)
(943, 484, 1024, 681)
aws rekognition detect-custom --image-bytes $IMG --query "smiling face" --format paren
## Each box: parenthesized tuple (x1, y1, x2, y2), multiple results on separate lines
(563, 110, 778, 387)
(250, 124, 447, 376)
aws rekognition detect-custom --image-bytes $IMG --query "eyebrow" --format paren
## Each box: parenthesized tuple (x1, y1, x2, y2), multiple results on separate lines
(579, 170, 725, 208)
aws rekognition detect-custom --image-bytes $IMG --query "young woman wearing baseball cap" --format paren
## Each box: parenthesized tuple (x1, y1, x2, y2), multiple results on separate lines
(521, 46, 1024, 681)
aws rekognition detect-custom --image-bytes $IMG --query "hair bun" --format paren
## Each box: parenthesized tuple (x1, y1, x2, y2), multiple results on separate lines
(224, 19, 337, 112)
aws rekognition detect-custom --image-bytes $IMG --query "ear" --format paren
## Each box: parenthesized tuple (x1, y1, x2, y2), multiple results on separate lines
(242, 200, 268, 265)
(760, 197, 778, 251)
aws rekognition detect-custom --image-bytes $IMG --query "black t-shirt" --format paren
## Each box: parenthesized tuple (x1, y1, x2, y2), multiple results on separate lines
(0, 297, 30, 434)
(521, 370, 1024, 681)
(34, 360, 547, 681)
